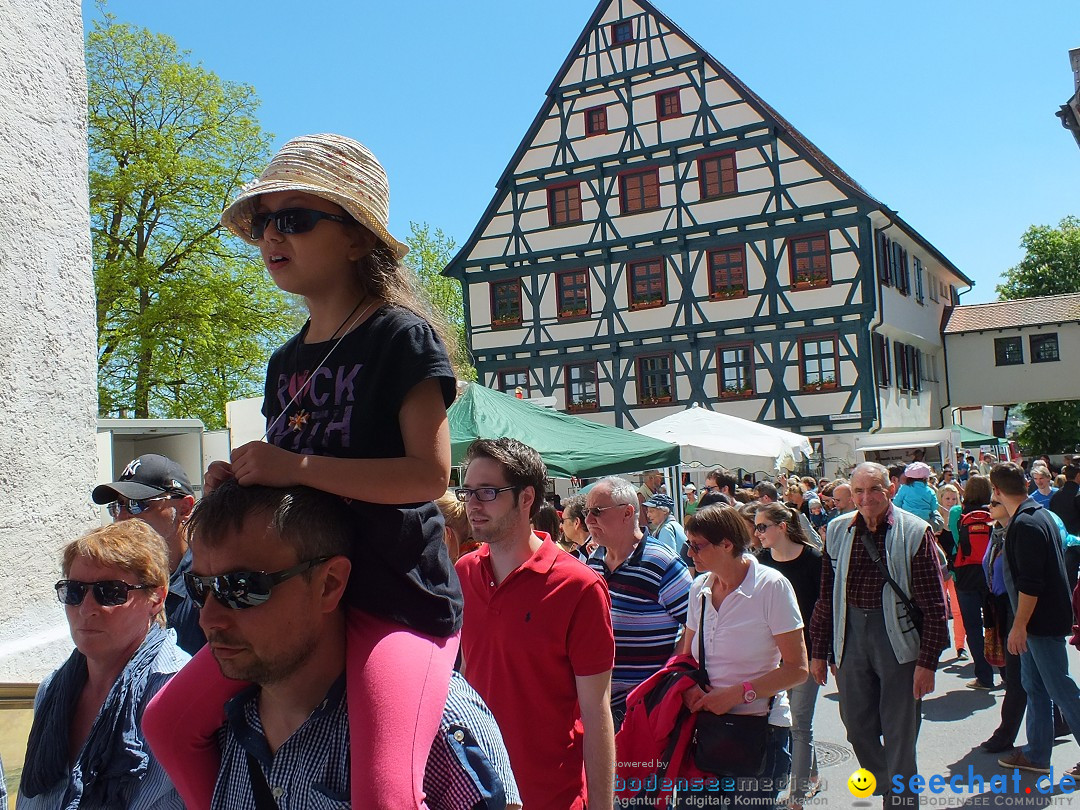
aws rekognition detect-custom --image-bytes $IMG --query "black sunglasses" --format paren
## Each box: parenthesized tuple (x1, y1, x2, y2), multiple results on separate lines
(249, 208, 349, 240)
(184, 557, 332, 610)
(56, 579, 151, 607)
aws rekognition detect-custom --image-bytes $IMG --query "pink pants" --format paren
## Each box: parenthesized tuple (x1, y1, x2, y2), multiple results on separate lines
(144, 610, 458, 809)
(944, 577, 966, 650)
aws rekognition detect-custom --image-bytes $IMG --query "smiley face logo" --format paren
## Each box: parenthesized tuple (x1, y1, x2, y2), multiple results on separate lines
(847, 768, 876, 797)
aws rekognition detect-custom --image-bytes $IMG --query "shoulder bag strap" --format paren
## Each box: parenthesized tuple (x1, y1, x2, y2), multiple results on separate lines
(859, 531, 920, 621)
(246, 751, 280, 810)
(697, 591, 708, 683)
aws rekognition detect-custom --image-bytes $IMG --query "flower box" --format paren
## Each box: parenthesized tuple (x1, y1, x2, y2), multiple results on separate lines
(801, 379, 837, 393)
(566, 399, 598, 413)
(559, 308, 589, 319)
(640, 394, 674, 406)
(710, 288, 746, 301)
(491, 315, 521, 328)
(719, 385, 753, 399)
(792, 274, 830, 290)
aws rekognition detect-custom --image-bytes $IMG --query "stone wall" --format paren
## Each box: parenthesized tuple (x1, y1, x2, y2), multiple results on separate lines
(0, 0, 99, 681)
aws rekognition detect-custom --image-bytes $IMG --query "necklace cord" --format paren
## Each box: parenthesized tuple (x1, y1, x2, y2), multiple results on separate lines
(262, 298, 378, 440)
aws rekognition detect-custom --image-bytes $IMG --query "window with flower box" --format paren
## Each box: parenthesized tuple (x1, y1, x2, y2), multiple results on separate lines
(619, 168, 660, 214)
(490, 279, 521, 328)
(565, 362, 598, 412)
(717, 345, 753, 399)
(628, 258, 665, 310)
(556, 270, 590, 319)
(637, 354, 674, 406)
(708, 246, 747, 300)
(799, 337, 838, 392)
(788, 234, 831, 289)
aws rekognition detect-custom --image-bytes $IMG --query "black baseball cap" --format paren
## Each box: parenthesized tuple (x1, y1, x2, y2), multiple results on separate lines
(92, 454, 195, 504)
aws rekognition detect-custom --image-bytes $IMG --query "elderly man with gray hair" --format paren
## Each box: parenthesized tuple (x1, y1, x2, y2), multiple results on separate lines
(584, 476, 693, 728)
(808, 462, 949, 808)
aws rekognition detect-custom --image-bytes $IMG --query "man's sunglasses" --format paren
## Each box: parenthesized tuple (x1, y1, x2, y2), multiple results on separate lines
(249, 208, 349, 241)
(184, 557, 331, 610)
(56, 579, 151, 607)
(106, 493, 186, 518)
(582, 504, 626, 518)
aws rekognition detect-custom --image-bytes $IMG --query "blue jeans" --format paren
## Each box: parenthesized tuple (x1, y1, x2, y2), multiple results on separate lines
(788, 675, 819, 796)
(1020, 634, 1080, 766)
(956, 588, 995, 685)
(674, 725, 791, 808)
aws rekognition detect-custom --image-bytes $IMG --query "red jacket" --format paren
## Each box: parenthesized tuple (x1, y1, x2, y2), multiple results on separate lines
(615, 655, 711, 808)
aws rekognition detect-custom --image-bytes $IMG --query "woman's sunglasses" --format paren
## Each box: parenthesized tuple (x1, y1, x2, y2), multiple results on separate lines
(56, 579, 151, 607)
(249, 208, 349, 241)
(106, 493, 185, 518)
(184, 557, 331, 611)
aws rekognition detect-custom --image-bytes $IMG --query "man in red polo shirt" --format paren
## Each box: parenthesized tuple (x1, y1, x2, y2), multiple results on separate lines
(455, 438, 615, 810)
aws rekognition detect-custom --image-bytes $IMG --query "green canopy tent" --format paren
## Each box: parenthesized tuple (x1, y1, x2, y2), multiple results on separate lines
(448, 383, 680, 478)
(954, 425, 1008, 449)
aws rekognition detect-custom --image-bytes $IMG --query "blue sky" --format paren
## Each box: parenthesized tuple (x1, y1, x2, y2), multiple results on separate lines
(83, 0, 1080, 304)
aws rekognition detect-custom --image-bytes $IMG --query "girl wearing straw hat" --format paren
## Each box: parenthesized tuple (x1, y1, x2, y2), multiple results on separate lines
(143, 134, 462, 809)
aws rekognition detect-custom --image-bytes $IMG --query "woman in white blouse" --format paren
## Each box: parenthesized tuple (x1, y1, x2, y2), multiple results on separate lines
(676, 504, 809, 808)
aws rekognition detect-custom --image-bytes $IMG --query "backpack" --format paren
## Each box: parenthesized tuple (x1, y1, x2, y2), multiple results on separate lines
(955, 509, 993, 568)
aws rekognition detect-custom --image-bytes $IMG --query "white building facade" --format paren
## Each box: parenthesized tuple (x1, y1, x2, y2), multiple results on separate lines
(445, 0, 971, 477)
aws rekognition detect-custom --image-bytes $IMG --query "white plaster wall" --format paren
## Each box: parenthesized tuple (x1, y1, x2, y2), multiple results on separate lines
(945, 324, 1080, 407)
(0, 0, 98, 681)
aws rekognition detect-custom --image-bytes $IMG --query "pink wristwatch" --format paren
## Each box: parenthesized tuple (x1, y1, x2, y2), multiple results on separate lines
(742, 681, 757, 703)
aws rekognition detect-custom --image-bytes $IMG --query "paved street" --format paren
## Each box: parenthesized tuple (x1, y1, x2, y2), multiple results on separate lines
(806, 643, 1080, 808)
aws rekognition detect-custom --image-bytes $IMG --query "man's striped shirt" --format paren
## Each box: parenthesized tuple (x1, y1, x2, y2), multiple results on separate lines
(587, 537, 693, 715)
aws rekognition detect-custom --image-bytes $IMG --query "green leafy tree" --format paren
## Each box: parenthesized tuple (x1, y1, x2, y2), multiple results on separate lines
(996, 216, 1080, 453)
(88, 16, 298, 429)
(406, 222, 475, 380)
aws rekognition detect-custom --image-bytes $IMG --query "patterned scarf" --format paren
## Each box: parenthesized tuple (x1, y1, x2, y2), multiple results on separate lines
(22, 623, 167, 807)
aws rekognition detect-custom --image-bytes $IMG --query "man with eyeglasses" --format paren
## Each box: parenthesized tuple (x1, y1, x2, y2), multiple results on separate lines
(92, 453, 205, 654)
(455, 438, 615, 810)
(585, 480, 692, 729)
(808, 462, 948, 808)
(991, 462, 1080, 778)
(152, 479, 521, 810)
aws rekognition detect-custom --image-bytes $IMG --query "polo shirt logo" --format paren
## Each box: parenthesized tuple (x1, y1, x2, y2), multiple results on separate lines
(525, 612, 531, 623)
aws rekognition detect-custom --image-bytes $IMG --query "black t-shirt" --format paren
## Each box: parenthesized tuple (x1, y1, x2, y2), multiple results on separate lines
(759, 545, 822, 650)
(263, 305, 462, 636)
(1004, 499, 1072, 637)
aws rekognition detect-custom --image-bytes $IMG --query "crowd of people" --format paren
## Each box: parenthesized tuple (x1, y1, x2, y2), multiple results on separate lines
(11, 128, 1080, 810)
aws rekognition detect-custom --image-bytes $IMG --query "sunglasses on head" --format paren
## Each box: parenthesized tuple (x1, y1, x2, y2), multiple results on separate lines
(56, 579, 151, 607)
(249, 208, 349, 241)
(106, 493, 185, 519)
(184, 557, 331, 610)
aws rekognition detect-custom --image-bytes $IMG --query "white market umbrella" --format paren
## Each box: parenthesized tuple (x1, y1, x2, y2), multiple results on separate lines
(634, 404, 813, 473)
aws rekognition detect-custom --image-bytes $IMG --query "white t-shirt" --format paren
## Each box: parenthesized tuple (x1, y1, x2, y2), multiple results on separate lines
(686, 555, 803, 727)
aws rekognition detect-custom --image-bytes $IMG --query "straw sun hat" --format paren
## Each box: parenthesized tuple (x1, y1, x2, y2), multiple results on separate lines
(221, 133, 409, 259)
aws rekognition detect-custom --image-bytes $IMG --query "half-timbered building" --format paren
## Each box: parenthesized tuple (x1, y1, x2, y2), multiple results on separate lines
(444, 0, 973, 476)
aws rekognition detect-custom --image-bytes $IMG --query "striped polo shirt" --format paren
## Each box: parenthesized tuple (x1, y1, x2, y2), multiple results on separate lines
(588, 537, 693, 711)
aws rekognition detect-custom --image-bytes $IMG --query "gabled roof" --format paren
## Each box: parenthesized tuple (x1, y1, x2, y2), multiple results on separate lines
(943, 292, 1080, 334)
(444, 0, 971, 287)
